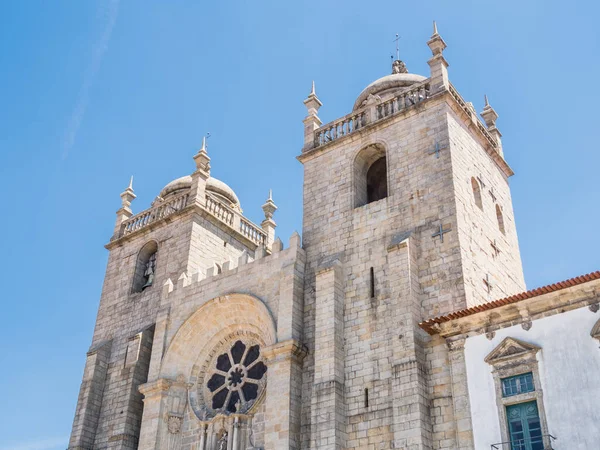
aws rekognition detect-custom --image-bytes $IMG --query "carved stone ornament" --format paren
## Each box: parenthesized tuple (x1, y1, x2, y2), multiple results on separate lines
(484, 337, 541, 365)
(392, 59, 408, 74)
(167, 415, 182, 434)
(521, 320, 532, 331)
(589, 303, 599, 313)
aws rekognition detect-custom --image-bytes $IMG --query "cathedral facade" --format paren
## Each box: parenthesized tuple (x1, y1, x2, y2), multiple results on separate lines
(68, 24, 600, 450)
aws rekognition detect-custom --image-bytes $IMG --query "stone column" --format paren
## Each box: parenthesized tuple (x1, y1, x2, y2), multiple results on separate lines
(302, 81, 323, 152)
(446, 337, 475, 450)
(137, 379, 171, 450)
(68, 340, 112, 450)
(387, 235, 432, 449)
(262, 340, 307, 450)
(310, 259, 346, 450)
(427, 22, 449, 95)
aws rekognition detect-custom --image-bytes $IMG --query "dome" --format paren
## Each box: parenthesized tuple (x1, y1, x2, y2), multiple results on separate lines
(353, 70, 426, 111)
(158, 175, 241, 209)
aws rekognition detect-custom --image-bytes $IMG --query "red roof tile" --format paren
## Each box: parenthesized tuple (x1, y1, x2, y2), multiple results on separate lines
(419, 271, 600, 334)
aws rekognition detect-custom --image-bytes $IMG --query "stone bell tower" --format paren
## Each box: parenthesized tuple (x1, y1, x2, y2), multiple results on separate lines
(298, 23, 525, 450)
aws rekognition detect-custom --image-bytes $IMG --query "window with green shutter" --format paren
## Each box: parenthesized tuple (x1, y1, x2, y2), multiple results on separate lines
(501, 372, 534, 397)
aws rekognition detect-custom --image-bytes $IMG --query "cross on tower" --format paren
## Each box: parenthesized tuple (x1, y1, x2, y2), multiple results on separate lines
(483, 274, 494, 293)
(392, 33, 401, 60)
(489, 187, 497, 203)
(431, 223, 452, 243)
(490, 239, 500, 257)
(428, 141, 448, 159)
(477, 175, 486, 189)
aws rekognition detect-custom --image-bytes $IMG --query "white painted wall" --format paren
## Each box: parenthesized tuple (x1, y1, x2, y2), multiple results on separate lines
(465, 306, 600, 450)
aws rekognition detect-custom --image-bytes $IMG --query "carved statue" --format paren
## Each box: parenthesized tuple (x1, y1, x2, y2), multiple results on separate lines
(142, 252, 157, 288)
(392, 59, 408, 74)
(217, 430, 228, 450)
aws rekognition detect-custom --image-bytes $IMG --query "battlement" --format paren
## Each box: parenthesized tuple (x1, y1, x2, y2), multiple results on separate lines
(160, 231, 301, 300)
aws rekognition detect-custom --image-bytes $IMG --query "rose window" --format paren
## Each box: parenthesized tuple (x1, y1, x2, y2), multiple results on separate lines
(206, 340, 267, 413)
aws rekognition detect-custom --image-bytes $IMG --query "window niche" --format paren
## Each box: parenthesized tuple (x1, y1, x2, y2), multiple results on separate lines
(496, 204, 506, 234)
(354, 144, 388, 208)
(485, 337, 552, 449)
(471, 177, 483, 210)
(132, 241, 158, 293)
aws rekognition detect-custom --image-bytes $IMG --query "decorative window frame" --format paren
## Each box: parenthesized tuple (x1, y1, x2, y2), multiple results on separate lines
(484, 337, 552, 448)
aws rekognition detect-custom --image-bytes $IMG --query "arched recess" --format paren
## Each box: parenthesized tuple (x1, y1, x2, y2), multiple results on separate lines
(471, 177, 483, 210)
(131, 240, 158, 293)
(159, 294, 277, 420)
(496, 204, 506, 234)
(354, 143, 388, 207)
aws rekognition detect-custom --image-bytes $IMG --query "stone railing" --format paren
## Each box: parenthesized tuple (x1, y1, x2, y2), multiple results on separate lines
(239, 217, 266, 246)
(122, 191, 189, 236)
(205, 193, 235, 226)
(314, 110, 368, 148)
(119, 190, 267, 247)
(314, 80, 431, 148)
(448, 83, 498, 150)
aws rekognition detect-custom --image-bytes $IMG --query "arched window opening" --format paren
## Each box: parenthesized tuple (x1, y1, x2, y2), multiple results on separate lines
(471, 177, 483, 210)
(354, 144, 388, 208)
(496, 204, 506, 234)
(132, 241, 158, 293)
(367, 157, 388, 204)
(215, 263, 223, 275)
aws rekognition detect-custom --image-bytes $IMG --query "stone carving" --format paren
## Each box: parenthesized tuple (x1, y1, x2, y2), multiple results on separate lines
(392, 59, 408, 74)
(167, 415, 182, 434)
(217, 430, 228, 450)
(142, 252, 157, 288)
(521, 320, 532, 331)
(589, 303, 599, 313)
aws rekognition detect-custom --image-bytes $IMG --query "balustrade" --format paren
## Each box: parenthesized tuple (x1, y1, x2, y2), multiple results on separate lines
(205, 193, 235, 226)
(239, 217, 266, 246)
(313, 81, 431, 148)
(122, 192, 189, 235)
(120, 190, 266, 247)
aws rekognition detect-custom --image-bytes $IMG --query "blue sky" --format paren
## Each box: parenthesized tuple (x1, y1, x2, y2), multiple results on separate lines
(0, 1, 598, 448)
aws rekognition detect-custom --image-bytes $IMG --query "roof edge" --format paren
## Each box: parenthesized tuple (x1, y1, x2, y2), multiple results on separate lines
(420, 271, 600, 334)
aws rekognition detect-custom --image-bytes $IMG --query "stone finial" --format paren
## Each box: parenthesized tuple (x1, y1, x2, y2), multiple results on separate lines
(303, 81, 323, 117)
(113, 176, 137, 237)
(427, 21, 447, 56)
(480, 95, 499, 127)
(427, 21, 449, 94)
(261, 190, 278, 250)
(262, 189, 277, 220)
(120, 176, 136, 209)
(190, 136, 212, 207)
(480, 95, 503, 157)
(193, 136, 211, 174)
(303, 81, 323, 151)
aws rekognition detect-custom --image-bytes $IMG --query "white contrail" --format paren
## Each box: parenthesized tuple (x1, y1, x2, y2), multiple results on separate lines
(61, 0, 120, 159)
(0, 436, 67, 450)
